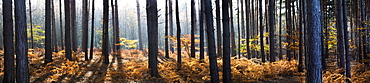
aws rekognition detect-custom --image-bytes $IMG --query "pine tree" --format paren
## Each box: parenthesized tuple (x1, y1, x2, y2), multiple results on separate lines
(15, 0, 29, 82)
(3, 0, 15, 82)
(146, 0, 159, 77)
(45, 0, 52, 63)
(306, 0, 323, 82)
(205, 0, 220, 82)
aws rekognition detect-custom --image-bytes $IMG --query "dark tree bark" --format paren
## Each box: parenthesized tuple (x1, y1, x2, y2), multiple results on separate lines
(291, 0, 296, 59)
(245, 0, 251, 59)
(205, 0, 220, 82)
(222, 0, 232, 82)
(51, 0, 57, 52)
(65, 0, 72, 60)
(165, 0, 169, 58)
(336, 0, 345, 68)
(265, 0, 269, 60)
(356, 0, 363, 64)
(103, 0, 109, 64)
(111, 0, 115, 53)
(269, 0, 276, 62)
(251, 0, 256, 58)
(137, 0, 143, 50)
(190, 0, 196, 58)
(15, 0, 29, 82)
(306, 0, 322, 82)
(279, 0, 283, 59)
(239, 0, 244, 58)
(364, 0, 370, 64)
(259, 0, 265, 62)
(237, 0, 241, 58)
(361, 0, 367, 64)
(298, 0, 305, 72)
(3, 0, 15, 82)
(230, 0, 236, 57)
(29, 0, 34, 48)
(82, 0, 89, 60)
(146, 0, 159, 77)
(71, 0, 77, 52)
(169, 0, 174, 52)
(286, 0, 292, 61)
(45, 0, 52, 63)
(343, 0, 350, 78)
(114, 0, 119, 55)
(304, 0, 309, 69)
(199, 0, 205, 60)
(175, 0, 181, 67)
(240, 0, 244, 40)
(216, 0, 222, 57)
(60, 0, 64, 50)
(90, 0, 95, 59)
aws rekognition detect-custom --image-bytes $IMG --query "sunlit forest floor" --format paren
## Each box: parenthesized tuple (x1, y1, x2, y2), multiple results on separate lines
(0, 48, 369, 82)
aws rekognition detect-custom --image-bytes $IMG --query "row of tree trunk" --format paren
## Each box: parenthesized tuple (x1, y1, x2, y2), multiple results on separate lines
(155, 0, 369, 82)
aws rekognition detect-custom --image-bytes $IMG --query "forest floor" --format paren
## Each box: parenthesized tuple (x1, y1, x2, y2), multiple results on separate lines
(0, 48, 369, 83)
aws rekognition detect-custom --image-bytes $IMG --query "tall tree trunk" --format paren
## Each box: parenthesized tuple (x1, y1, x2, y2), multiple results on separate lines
(240, 0, 244, 58)
(60, 0, 64, 50)
(137, 0, 142, 50)
(29, 0, 34, 48)
(199, 0, 205, 60)
(3, 0, 15, 82)
(252, 0, 256, 58)
(103, 0, 110, 64)
(71, 0, 77, 52)
(361, 0, 368, 64)
(336, 0, 345, 68)
(114, 0, 119, 56)
(82, 0, 89, 60)
(291, 0, 296, 59)
(175, 0, 182, 68)
(165, 0, 169, 58)
(365, 0, 370, 64)
(343, 0, 350, 78)
(279, 0, 283, 60)
(259, 0, 265, 62)
(306, 0, 322, 82)
(356, 0, 363, 64)
(230, 0, 236, 57)
(45, 0, 52, 63)
(111, 0, 115, 53)
(146, 0, 159, 77)
(265, 0, 269, 60)
(245, 0, 251, 59)
(256, 0, 259, 58)
(90, 0, 95, 59)
(65, 0, 72, 60)
(190, 0, 196, 58)
(269, 0, 276, 62)
(286, 0, 292, 61)
(216, 0, 222, 57)
(240, 0, 244, 39)
(222, 0, 232, 82)
(15, 0, 29, 82)
(205, 0, 220, 82)
(237, 0, 240, 58)
(52, 0, 57, 52)
(298, 0, 305, 72)
(169, 0, 174, 52)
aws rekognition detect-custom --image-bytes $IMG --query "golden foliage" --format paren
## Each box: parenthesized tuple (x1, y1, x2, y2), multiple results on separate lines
(157, 58, 299, 82)
(0, 48, 369, 83)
